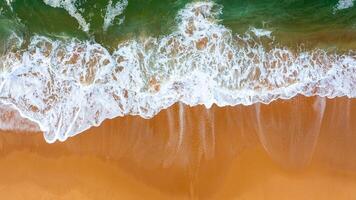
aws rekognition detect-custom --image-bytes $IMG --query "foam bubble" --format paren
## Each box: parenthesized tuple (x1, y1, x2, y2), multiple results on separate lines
(103, 0, 128, 31)
(334, 0, 355, 11)
(249, 27, 272, 38)
(0, 2, 355, 142)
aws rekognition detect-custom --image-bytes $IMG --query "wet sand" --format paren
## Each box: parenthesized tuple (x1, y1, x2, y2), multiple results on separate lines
(0, 96, 355, 199)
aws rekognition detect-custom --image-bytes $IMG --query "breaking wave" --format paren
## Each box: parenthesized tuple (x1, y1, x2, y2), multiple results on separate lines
(0, 2, 355, 142)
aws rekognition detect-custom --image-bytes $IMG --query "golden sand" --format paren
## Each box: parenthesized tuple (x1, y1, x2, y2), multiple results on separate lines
(0, 96, 355, 199)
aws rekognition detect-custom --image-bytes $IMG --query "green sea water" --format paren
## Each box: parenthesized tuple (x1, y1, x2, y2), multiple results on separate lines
(1, 0, 356, 50)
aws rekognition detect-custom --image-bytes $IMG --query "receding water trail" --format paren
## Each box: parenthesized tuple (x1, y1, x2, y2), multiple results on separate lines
(163, 104, 184, 167)
(316, 98, 356, 171)
(163, 108, 176, 167)
(178, 102, 185, 155)
(199, 109, 215, 160)
(255, 96, 326, 168)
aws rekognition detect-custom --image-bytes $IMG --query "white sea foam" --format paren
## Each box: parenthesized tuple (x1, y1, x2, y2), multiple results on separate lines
(43, 0, 90, 32)
(0, 104, 40, 132)
(103, 0, 128, 31)
(249, 27, 272, 38)
(5, 0, 13, 9)
(0, 2, 355, 142)
(334, 0, 355, 11)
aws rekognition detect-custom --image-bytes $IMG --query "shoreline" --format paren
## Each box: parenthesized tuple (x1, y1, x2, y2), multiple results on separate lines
(0, 96, 355, 199)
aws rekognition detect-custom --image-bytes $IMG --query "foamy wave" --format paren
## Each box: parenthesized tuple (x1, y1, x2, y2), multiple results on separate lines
(0, 104, 40, 132)
(0, 2, 355, 142)
(43, 0, 90, 32)
(334, 0, 355, 11)
(103, 0, 128, 31)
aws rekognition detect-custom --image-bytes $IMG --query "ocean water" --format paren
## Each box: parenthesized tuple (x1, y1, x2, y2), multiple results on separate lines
(0, 0, 355, 142)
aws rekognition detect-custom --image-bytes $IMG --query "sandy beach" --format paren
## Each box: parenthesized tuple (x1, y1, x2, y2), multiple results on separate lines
(0, 96, 355, 199)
